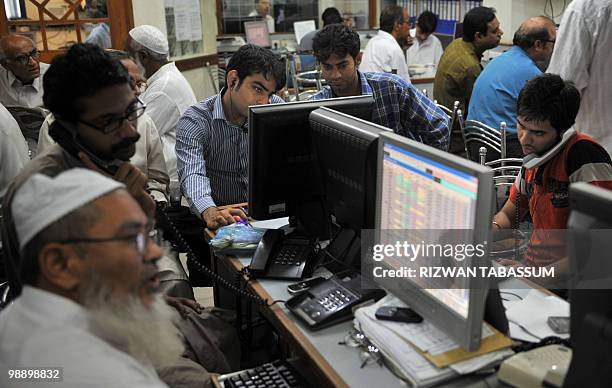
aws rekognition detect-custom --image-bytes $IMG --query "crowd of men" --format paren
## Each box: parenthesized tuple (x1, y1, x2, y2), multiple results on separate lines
(1, 0, 612, 386)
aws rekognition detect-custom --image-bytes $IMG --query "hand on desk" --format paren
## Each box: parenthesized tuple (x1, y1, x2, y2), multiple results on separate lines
(202, 206, 247, 230)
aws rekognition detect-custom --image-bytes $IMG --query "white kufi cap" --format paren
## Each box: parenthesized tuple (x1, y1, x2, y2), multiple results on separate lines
(129, 25, 169, 55)
(12, 168, 124, 250)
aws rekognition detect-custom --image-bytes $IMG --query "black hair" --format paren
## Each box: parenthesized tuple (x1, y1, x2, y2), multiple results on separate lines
(517, 73, 581, 133)
(226, 44, 286, 91)
(417, 11, 438, 34)
(43, 43, 130, 123)
(513, 16, 555, 50)
(322, 7, 343, 26)
(313, 24, 360, 62)
(379, 5, 405, 33)
(463, 6, 496, 42)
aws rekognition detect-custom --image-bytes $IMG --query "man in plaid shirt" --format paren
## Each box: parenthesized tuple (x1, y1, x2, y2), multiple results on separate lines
(309, 24, 450, 151)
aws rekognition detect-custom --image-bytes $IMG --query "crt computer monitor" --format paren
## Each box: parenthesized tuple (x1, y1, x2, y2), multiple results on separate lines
(244, 20, 271, 48)
(374, 131, 494, 351)
(309, 107, 391, 268)
(248, 96, 374, 236)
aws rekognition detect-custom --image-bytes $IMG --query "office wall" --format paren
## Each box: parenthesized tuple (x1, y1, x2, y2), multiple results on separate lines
(484, 0, 571, 43)
(132, 0, 219, 101)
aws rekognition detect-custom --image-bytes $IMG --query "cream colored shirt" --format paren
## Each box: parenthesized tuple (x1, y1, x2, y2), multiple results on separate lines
(142, 63, 197, 183)
(37, 113, 169, 202)
(0, 63, 49, 108)
(406, 34, 444, 66)
(360, 30, 411, 83)
(0, 103, 29, 201)
(547, 0, 612, 154)
(0, 286, 168, 388)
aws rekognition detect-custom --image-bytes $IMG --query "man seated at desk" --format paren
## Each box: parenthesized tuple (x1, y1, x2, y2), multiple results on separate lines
(249, 0, 275, 33)
(309, 24, 450, 151)
(176, 44, 285, 230)
(406, 11, 444, 67)
(492, 74, 612, 271)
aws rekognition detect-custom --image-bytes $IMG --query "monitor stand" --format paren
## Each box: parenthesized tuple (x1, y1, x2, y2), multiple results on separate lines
(289, 197, 332, 241)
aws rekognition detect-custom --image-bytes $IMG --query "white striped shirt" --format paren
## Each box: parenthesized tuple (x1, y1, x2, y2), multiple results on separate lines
(176, 91, 284, 217)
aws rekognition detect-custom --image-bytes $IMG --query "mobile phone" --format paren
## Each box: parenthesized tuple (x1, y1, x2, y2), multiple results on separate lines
(287, 277, 326, 295)
(547, 316, 570, 334)
(375, 306, 423, 323)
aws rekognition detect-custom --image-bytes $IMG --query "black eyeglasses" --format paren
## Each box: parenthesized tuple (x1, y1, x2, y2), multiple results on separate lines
(59, 225, 155, 257)
(8, 48, 40, 65)
(542, 39, 556, 45)
(78, 97, 147, 134)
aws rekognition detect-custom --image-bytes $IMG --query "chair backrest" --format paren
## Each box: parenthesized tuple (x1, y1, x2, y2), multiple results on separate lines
(461, 118, 504, 162)
(5, 105, 48, 159)
(478, 146, 523, 188)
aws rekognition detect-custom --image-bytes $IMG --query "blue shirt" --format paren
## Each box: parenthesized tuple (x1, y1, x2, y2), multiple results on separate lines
(176, 91, 284, 216)
(310, 71, 450, 150)
(468, 46, 542, 134)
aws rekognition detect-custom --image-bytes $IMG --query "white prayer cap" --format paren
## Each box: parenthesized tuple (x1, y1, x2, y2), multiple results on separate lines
(12, 168, 124, 250)
(129, 25, 169, 55)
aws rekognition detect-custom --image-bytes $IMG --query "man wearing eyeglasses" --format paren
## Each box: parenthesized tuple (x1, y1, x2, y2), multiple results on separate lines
(360, 5, 412, 82)
(0, 168, 173, 387)
(468, 16, 557, 159)
(0, 34, 49, 108)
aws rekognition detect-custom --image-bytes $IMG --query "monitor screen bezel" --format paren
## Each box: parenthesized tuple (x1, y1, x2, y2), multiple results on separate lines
(374, 131, 494, 351)
(244, 20, 271, 48)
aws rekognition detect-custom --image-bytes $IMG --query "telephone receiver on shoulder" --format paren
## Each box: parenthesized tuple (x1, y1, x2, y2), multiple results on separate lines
(523, 127, 576, 169)
(49, 117, 122, 175)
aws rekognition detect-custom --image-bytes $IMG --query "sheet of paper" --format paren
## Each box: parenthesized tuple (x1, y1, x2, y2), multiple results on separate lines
(293, 20, 316, 45)
(505, 289, 570, 341)
(250, 217, 289, 230)
(186, 0, 202, 41)
(164, 0, 174, 7)
(173, 1, 191, 42)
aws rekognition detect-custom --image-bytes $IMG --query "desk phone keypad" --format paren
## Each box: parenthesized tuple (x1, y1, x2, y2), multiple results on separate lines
(222, 360, 302, 388)
(272, 239, 310, 267)
(301, 287, 358, 320)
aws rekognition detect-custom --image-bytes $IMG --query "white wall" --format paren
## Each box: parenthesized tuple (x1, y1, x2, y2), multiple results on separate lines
(131, 0, 218, 101)
(484, 0, 571, 44)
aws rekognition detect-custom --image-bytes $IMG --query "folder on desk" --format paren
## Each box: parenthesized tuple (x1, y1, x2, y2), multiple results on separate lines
(354, 296, 513, 387)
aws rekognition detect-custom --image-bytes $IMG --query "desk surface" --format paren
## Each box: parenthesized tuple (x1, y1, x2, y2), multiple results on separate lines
(216, 253, 542, 387)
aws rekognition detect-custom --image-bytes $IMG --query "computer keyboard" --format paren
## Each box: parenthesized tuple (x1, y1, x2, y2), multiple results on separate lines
(220, 360, 304, 388)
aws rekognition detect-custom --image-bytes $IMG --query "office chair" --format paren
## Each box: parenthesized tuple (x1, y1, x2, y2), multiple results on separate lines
(5, 105, 49, 159)
(460, 117, 512, 163)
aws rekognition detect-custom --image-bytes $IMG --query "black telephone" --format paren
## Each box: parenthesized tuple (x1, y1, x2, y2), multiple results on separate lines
(49, 118, 123, 175)
(249, 229, 317, 280)
(286, 270, 386, 330)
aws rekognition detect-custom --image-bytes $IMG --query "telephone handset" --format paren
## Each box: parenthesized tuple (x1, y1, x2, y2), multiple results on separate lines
(49, 118, 123, 175)
(249, 229, 317, 280)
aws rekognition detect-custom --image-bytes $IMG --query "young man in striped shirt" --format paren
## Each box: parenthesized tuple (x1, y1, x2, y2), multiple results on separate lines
(176, 44, 286, 230)
(493, 74, 612, 270)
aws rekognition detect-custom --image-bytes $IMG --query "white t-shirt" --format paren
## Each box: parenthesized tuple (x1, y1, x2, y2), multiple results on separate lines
(547, 0, 612, 154)
(0, 103, 29, 200)
(406, 34, 444, 66)
(248, 10, 275, 33)
(360, 30, 411, 83)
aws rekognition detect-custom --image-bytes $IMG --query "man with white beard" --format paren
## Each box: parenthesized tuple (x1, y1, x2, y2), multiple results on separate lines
(0, 168, 184, 387)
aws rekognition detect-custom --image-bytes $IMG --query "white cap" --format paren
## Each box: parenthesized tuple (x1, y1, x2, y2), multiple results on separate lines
(129, 25, 169, 55)
(12, 168, 124, 250)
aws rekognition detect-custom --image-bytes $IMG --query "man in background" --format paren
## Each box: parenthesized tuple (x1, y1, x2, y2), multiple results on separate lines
(0, 35, 49, 108)
(406, 11, 443, 66)
(310, 24, 449, 150)
(298, 7, 343, 52)
(547, 0, 612, 155)
(434, 6, 502, 115)
(468, 16, 556, 159)
(0, 103, 29, 203)
(360, 5, 411, 82)
(127, 25, 197, 186)
(249, 0, 275, 33)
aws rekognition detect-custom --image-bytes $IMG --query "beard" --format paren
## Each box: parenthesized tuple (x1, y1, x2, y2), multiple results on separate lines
(536, 57, 551, 72)
(134, 56, 148, 82)
(78, 271, 185, 370)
